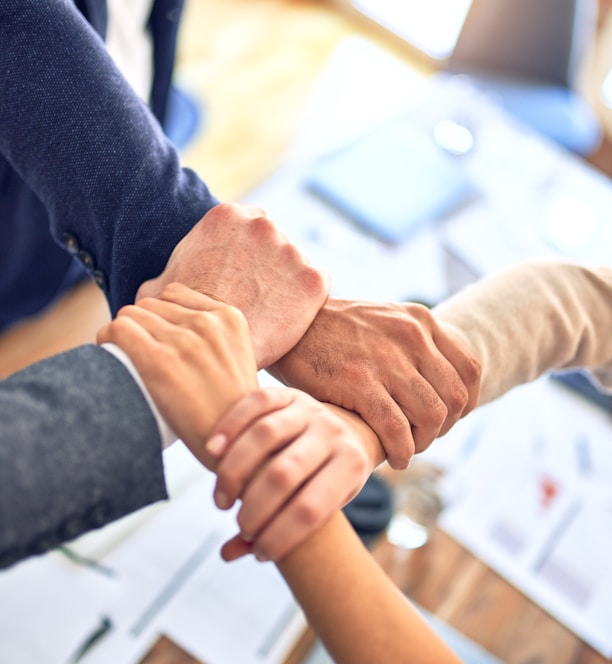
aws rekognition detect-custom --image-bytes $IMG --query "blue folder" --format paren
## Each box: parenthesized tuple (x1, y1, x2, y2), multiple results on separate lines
(305, 116, 477, 244)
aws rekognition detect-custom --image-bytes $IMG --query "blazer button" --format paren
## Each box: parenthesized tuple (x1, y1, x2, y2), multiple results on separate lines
(77, 250, 96, 271)
(92, 270, 107, 293)
(61, 232, 80, 255)
(89, 503, 112, 527)
(61, 517, 85, 541)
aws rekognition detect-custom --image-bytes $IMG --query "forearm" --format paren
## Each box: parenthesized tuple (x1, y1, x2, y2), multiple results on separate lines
(0, 0, 217, 313)
(277, 511, 461, 664)
(0, 346, 167, 568)
(434, 261, 612, 405)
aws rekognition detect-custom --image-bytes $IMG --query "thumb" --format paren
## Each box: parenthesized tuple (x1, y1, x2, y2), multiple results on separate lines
(220, 534, 254, 562)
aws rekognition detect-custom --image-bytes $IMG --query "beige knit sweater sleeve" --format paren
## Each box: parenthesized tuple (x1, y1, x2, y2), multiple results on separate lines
(433, 261, 612, 406)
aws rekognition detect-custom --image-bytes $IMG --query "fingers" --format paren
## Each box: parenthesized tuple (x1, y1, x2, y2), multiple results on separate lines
(402, 344, 467, 446)
(213, 407, 314, 512)
(233, 428, 333, 540)
(97, 314, 162, 367)
(397, 315, 480, 445)
(266, 298, 480, 472)
(131, 297, 215, 337)
(351, 390, 417, 470)
(381, 304, 480, 456)
(99, 306, 199, 391)
(207, 388, 296, 460)
(340, 348, 466, 467)
(222, 451, 362, 563)
(110, 292, 251, 362)
(433, 325, 482, 420)
(212, 388, 370, 562)
(243, 453, 362, 562)
(207, 388, 299, 508)
(136, 285, 228, 323)
(156, 282, 226, 310)
(117, 303, 185, 340)
(220, 535, 253, 562)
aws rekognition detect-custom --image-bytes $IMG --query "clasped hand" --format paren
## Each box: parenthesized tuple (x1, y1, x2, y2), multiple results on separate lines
(98, 284, 371, 563)
(100, 202, 481, 561)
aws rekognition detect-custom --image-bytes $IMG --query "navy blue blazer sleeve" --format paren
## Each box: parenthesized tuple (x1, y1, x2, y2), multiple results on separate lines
(0, 345, 168, 570)
(0, 0, 218, 315)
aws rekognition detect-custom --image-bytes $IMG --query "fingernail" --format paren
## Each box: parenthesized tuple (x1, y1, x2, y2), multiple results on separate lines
(206, 433, 227, 456)
(241, 532, 254, 543)
(215, 491, 232, 510)
(254, 550, 269, 563)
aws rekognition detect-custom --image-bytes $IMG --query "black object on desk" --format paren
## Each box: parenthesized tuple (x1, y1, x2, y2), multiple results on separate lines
(343, 474, 394, 548)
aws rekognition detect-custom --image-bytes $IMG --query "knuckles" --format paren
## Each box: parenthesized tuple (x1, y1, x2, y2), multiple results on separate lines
(253, 387, 289, 410)
(300, 263, 329, 300)
(291, 496, 323, 529)
(377, 408, 416, 470)
(345, 444, 370, 478)
(447, 382, 470, 418)
(250, 417, 282, 445)
(464, 353, 482, 393)
(401, 302, 436, 327)
(265, 454, 303, 492)
(279, 244, 329, 300)
(428, 397, 449, 430)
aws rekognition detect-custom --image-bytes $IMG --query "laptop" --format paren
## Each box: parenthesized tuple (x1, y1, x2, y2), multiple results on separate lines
(332, 0, 474, 64)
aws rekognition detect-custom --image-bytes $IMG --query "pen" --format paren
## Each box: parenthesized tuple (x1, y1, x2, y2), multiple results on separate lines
(66, 615, 113, 664)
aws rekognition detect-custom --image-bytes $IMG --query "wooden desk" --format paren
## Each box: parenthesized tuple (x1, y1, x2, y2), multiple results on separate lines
(371, 531, 608, 664)
(0, 1, 609, 662)
(137, 525, 610, 664)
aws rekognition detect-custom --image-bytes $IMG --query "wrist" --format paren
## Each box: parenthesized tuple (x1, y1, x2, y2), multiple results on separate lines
(101, 343, 178, 449)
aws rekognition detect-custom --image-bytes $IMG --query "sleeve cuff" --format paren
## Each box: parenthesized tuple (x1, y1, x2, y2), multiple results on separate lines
(101, 343, 179, 449)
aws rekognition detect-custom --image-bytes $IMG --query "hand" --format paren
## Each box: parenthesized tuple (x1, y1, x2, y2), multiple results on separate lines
(268, 298, 481, 470)
(205, 387, 371, 562)
(96, 283, 258, 466)
(136, 202, 330, 369)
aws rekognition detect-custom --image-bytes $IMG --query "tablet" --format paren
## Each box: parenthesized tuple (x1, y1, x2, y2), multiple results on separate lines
(305, 117, 477, 244)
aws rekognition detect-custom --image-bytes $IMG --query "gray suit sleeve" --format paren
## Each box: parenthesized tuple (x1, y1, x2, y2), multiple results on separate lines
(0, 345, 168, 569)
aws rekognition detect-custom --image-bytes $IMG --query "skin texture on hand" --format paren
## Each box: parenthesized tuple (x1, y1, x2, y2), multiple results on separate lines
(96, 284, 258, 468)
(268, 298, 481, 470)
(98, 289, 460, 661)
(205, 387, 372, 562)
(135, 202, 330, 369)
(98, 283, 384, 565)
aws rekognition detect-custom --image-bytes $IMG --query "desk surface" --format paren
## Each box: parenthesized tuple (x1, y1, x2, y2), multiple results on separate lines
(0, 1, 610, 663)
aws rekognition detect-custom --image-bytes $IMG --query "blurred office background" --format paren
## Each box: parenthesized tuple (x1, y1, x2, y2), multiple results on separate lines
(174, 0, 612, 190)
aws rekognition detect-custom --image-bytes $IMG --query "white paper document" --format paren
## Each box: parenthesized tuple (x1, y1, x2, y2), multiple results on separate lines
(0, 447, 305, 664)
(84, 469, 305, 664)
(435, 379, 612, 656)
(0, 550, 120, 664)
